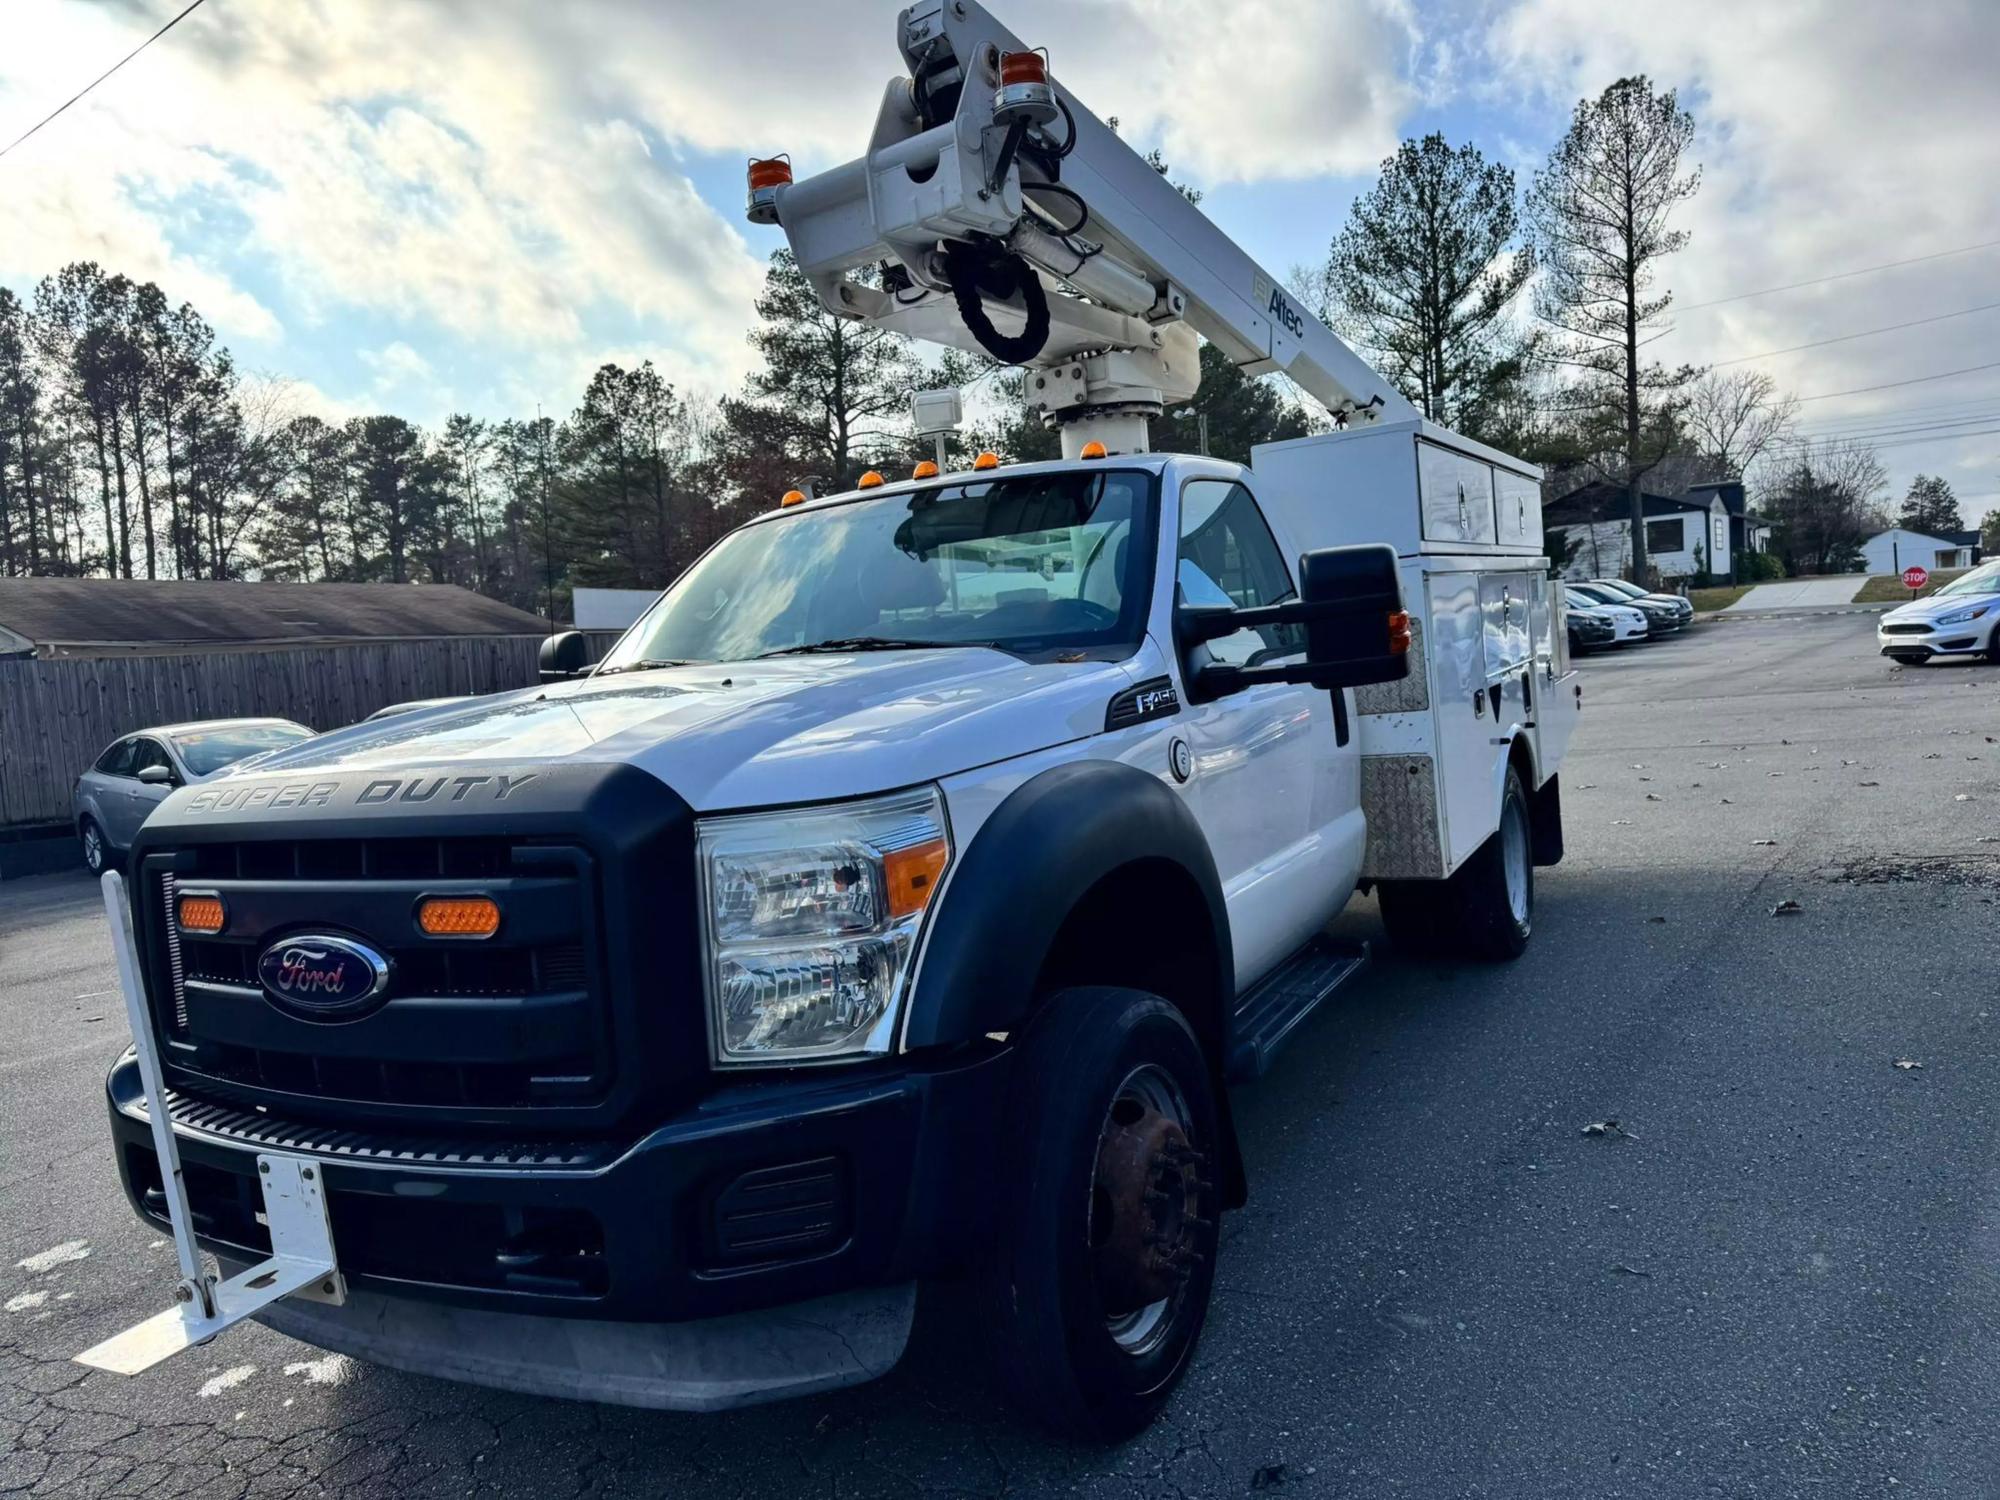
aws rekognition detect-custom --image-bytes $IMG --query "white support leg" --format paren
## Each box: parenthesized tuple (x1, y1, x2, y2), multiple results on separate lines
(75, 871, 344, 1377)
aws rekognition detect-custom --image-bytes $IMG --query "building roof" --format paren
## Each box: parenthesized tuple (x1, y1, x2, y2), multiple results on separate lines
(1545, 481, 1718, 526)
(1864, 526, 1982, 549)
(1684, 480, 1750, 516)
(0, 578, 554, 657)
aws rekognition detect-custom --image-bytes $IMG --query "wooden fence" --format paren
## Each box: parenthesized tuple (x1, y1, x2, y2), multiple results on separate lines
(0, 633, 617, 831)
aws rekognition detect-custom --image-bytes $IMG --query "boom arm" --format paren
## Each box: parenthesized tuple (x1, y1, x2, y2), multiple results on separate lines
(756, 0, 1417, 458)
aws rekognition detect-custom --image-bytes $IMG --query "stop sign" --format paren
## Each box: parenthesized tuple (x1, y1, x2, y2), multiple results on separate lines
(1903, 565, 1929, 591)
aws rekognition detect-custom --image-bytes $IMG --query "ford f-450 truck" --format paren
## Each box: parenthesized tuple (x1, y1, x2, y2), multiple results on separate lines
(80, 0, 1579, 1441)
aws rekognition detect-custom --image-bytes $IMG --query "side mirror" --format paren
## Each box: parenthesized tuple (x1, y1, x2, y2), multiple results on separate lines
(136, 764, 176, 787)
(1177, 543, 1410, 698)
(538, 630, 592, 682)
(1293, 544, 1411, 689)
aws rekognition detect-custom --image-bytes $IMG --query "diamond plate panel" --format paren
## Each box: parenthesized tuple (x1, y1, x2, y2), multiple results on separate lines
(1360, 754, 1444, 879)
(1356, 613, 1428, 715)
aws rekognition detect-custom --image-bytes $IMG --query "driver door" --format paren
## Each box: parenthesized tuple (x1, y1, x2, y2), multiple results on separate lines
(1173, 479, 1360, 990)
(116, 737, 178, 846)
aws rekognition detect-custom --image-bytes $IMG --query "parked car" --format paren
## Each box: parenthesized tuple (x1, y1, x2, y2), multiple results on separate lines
(73, 719, 315, 874)
(363, 696, 471, 723)
(1584, 577, 1694, 628)
(1565, 588, 1649, 647)
(1878, 559, 2000, 664)
(1570, 580, 1683, 635)
(1566, 605, 1616, 655)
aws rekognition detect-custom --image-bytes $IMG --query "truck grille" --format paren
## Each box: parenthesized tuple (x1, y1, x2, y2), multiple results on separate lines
(141, 836, 612, 1120)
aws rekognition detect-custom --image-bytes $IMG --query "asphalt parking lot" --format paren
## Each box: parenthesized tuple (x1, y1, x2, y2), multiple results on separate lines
(5, 610, 1999, 1499)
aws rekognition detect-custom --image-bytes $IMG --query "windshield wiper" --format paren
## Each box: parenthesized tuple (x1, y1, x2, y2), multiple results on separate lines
(594, 658, 693, 676)
(755, 636, 968, 658)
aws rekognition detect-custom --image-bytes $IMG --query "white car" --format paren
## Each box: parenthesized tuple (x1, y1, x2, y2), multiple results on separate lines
(1878, 560, 2000, 664)
(1566, 588, 1649, 645)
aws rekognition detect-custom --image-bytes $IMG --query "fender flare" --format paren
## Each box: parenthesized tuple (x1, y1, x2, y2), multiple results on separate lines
(904, 760, 1233, 1052)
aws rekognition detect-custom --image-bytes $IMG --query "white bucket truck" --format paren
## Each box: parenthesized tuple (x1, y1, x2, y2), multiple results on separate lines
(79, 0, 1577, 1442)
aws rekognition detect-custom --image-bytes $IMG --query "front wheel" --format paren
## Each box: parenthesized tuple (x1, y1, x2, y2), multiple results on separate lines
(981, 988, 1221, 1441)
(79, 817, 111, 875)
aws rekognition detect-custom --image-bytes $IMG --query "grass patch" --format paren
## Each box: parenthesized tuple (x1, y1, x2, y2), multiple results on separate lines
(1687, 585, 1752, 613)
(1853, 569, 1966, 604)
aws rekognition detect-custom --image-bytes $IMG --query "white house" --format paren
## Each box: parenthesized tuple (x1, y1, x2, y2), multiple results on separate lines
(1544, 483, 1736, 582)
(1859, 527, 1981, 576)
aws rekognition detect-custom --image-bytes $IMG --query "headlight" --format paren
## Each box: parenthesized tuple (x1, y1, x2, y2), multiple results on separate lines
(697, 787, 952, 1066)
(1937, 605, 1989, 626)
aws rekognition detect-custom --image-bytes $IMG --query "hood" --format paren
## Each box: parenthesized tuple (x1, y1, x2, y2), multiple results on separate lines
(229, 649, 1134, 811)
(1884, 585, 2000, 626)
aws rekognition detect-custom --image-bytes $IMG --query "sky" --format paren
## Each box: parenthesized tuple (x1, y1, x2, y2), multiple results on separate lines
(3, 0, 1997, 518)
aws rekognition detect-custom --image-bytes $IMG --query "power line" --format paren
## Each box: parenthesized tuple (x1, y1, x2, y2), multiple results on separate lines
(0, 0, 209, 162)
(1706, 301, 2000, 368)
(1675, 237, 2000, 312)
(1794, 362, 2000, 403)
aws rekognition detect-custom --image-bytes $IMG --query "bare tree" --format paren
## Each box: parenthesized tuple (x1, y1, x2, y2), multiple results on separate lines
(1683, 370, 1798, 483)
(1525, 76, 1702, 582)
(1759, 438, 1888, 575)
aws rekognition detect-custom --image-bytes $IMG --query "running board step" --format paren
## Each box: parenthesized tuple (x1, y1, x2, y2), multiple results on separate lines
(1226, 939, 1370, 1082)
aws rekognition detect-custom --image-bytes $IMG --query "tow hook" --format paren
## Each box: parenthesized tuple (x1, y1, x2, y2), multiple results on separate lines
(1093, 1101, 1212, 1314)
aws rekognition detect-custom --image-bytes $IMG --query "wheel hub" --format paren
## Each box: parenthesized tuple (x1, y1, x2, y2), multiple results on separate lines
(1092, 1095, 1211, 1316)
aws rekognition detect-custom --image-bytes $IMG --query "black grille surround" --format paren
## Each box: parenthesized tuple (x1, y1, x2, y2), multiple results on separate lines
(128, 761, 703, 1134)
(1881, 622, 1932, 636)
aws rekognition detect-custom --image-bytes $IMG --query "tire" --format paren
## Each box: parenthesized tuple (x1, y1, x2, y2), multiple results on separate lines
(980, 988, 1221, 1441)
(1984, 627, 2000, 665)
(1454, 766, 1534, 960)
(79, 817, 112, 875)
(1375, 766, 1534, 962)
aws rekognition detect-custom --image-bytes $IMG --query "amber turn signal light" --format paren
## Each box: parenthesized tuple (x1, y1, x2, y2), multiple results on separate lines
(176, 894, 226, 935)
(417, 896, 501, 939)
(883, 838, 950, 920)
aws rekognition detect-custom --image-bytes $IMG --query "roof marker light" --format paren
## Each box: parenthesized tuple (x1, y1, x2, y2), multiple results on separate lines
(912, 460, 940, 479)
(857, 470, 886, 489)
(780, 488, 806, 508)
(972, 451, 1001, 471)
(1078, 440, 1107, 459)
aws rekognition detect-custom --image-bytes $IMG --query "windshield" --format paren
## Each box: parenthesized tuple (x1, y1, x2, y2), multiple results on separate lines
(1595, 580, 1645, 598)
(599, 470, 1158, 667)
(1934, 561, 2000, 598)
(172, 723, 312, 777)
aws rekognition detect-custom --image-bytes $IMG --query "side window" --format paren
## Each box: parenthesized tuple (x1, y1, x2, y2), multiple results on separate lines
(129, 739, 174, 781)
(1177, 481, 1303, 667)
(96, 739, 137, 777)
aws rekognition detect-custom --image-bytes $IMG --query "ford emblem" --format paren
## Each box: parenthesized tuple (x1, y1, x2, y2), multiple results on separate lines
(256, 934, 392, 1019)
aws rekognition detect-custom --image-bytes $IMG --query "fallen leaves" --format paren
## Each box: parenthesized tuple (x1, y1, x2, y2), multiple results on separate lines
(1772, 899, 1805, 917)
(1752, 839, 1778, 846)
(1893, 1059, 1923, 1072)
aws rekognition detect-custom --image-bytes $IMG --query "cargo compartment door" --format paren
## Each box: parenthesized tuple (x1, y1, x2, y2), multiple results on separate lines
(1426, 568, 1501, 874)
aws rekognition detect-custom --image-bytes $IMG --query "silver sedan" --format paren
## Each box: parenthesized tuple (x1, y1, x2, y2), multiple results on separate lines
(72, 718, 314, 873)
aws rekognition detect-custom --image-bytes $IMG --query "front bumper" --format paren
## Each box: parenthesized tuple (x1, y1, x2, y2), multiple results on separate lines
(1879, 621, 1985, 659)
(108, 1040, 1012, 1330)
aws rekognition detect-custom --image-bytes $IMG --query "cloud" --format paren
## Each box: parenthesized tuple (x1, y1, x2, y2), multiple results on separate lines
(1487, 0, 2000, 496)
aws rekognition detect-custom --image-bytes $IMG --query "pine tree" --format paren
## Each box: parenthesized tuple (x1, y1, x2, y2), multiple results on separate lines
(1897, 475, 1961, 536)
(1525, 78, 1702, 582)
(1321, 134, 1535, 438)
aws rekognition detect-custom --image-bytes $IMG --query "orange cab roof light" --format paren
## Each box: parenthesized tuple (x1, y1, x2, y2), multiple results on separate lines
(1078, 440, 1108, 459)
(780, 488, 807, 508)
(912, 460, 940, 479)
(857, 470, 886, 489)
(972, 451, 1001, 470)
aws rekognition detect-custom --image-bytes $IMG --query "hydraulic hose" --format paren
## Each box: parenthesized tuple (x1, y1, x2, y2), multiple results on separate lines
(942, 241, 1051, 365)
